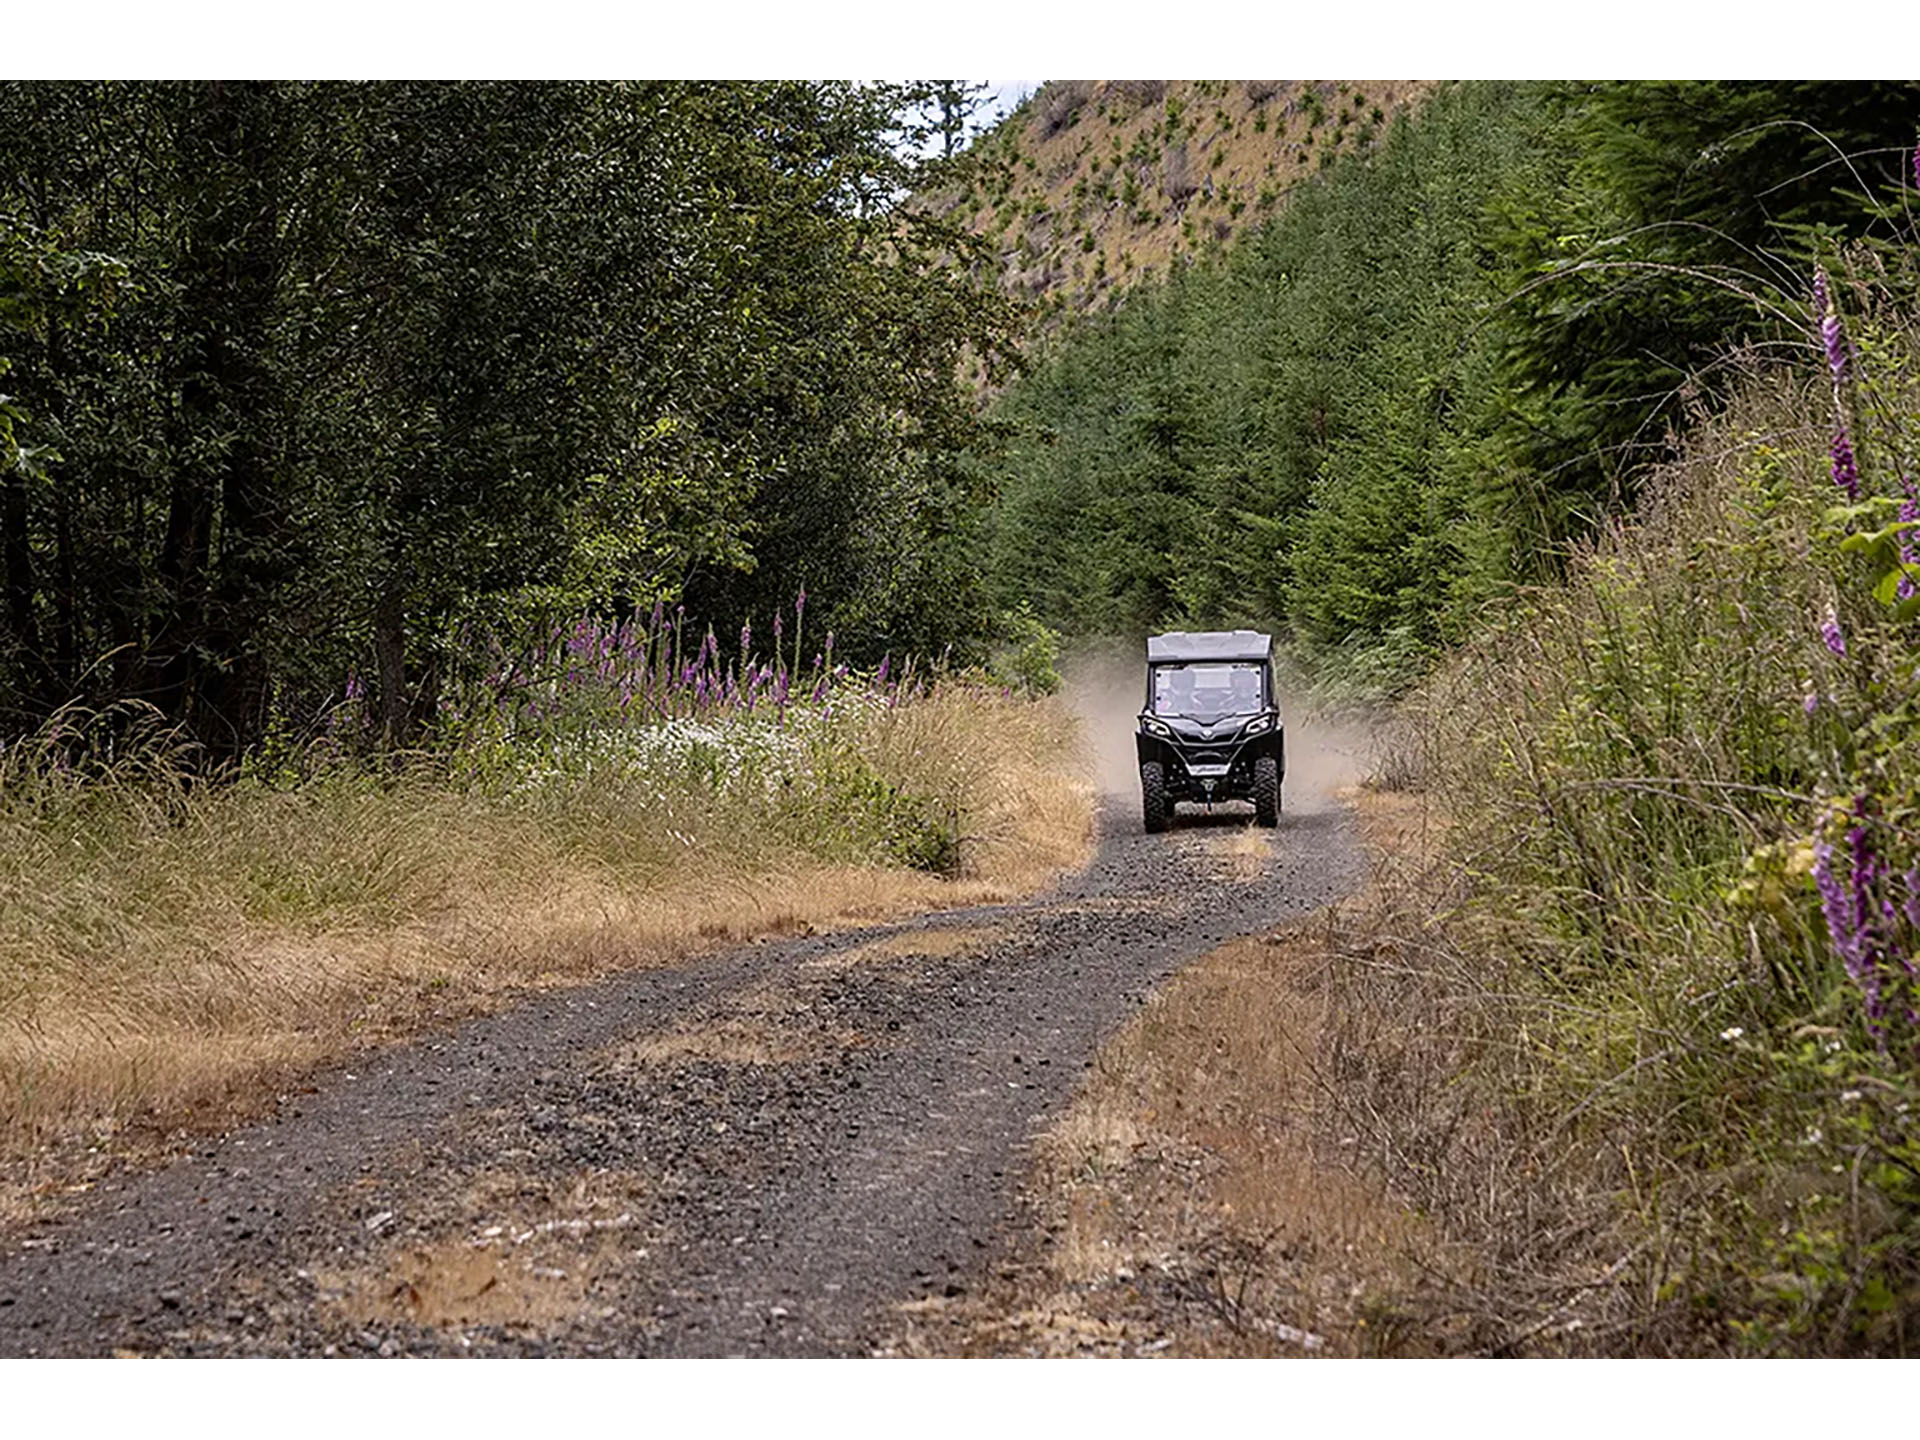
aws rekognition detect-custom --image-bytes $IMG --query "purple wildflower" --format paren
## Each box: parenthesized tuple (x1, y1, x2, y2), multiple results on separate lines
(344, 673, 363, 703)
(1831, 428, 1860, 500)
(1803, 689, 1820, 716)
(1813, 266, 1830, 320)
(1821, 610, 1846, 656)
(1814, 838, 1862, 975)
(1848, 803, 1889, 1034)
(796, 586, 807, 617)
(1821, 314, 1848, 381)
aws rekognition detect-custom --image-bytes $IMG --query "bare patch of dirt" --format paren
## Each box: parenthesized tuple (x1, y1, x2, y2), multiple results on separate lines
(314, 1168, 655, 1334)
(815, 925, 1007, 971)
(603, 984, 863, 1068)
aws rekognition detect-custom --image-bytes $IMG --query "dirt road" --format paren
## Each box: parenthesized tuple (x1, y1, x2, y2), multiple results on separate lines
(0, 784, 1359, 1356)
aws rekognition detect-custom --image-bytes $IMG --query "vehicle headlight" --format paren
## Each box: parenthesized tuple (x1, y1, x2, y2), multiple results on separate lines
(1241, 714, 1273, 736)
(1142, 716, 1171, 738)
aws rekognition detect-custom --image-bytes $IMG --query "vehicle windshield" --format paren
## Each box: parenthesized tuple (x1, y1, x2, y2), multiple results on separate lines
(1150, 662, 1265, 720)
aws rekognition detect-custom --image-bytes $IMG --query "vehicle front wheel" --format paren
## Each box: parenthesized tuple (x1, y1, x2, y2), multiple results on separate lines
(1252, 756, 1280, 827)
(1141, 761, 1170, 834)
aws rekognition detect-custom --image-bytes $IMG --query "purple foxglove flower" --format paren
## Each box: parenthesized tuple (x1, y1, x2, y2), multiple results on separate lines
(1804, 690, 1820, 715)
(1813, 266, 1830, 319)
(877, 654, 890, 687)
(1822, 611, 1846, 656)
(1814, 838, 1859, 972)
(1831, 428, 1860, 500)
(344, 673, 363, 703)
(740, 621, 752, 659)
(796, 587, 807, 616)
(1847, 806, 1889, 1035)
(1821, 314, 1848, 381)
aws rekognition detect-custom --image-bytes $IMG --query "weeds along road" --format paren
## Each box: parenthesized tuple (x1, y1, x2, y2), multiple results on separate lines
(0, 797, 1358, 1357)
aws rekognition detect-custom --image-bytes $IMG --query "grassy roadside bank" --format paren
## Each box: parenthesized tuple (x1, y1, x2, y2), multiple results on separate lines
(0, 679, 1093, 1224)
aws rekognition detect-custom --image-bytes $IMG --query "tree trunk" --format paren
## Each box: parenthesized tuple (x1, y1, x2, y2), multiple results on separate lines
(161, 80, 289, 765)
(374, 582, 410, 750)
(0, 464, 44, 709)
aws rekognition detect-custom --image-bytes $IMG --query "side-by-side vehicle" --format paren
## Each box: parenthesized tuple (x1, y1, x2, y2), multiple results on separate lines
(1135, 630, 1283, 833)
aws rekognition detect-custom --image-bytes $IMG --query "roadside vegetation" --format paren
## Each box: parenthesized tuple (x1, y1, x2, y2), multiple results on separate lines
(0, 619, 1090, 1213)
(1374, 252, 1920, 1352)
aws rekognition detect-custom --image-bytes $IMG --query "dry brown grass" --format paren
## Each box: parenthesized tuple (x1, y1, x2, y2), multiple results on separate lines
(0, 686, 1094, 1225)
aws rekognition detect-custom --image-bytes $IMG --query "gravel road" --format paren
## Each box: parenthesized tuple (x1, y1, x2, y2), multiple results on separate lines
(0, 795, 1358, 1357)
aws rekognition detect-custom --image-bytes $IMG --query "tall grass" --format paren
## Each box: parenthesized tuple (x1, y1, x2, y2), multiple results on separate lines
(1365, 258, 1920, 1351)
(0, 656, 1091, 1200)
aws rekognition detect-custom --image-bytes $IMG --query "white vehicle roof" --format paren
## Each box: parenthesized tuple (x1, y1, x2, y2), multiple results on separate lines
(1146, 630, 1273, 663)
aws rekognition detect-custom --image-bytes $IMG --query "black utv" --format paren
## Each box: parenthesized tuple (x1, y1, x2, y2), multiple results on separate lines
(1136, 630, 1284, 833)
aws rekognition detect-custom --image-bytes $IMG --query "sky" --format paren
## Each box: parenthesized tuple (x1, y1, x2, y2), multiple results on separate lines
(983, 80, 1041, 129)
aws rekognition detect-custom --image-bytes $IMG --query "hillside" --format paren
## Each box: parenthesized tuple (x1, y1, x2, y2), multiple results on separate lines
(935, 79, 1432, 324)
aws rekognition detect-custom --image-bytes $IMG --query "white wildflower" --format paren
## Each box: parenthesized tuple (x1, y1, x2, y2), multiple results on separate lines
(1719, 1026, 1744, 1041)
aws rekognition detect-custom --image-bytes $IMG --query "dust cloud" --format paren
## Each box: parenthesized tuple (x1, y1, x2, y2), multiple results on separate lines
(1060, 647, 1374, 814)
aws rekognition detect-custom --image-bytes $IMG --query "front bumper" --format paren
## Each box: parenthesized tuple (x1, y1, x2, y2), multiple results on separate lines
(1136, 723, 1284, 803)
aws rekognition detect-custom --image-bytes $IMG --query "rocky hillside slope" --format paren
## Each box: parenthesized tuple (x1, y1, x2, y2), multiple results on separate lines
(934, 80, 1433, 327)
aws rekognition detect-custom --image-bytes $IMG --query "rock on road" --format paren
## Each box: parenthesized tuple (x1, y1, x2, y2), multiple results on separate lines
(0, 798, 1359, 1357)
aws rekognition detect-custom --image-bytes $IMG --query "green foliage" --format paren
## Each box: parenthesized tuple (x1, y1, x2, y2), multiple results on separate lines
(985, 82, 1920, 667)
(989, 605, 1064, 697)
(0, 82, 1016, 759)
(987, 83, 1562, 648)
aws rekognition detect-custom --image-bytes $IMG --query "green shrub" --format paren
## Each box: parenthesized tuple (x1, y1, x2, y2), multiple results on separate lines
(990, 605, 1064, 698)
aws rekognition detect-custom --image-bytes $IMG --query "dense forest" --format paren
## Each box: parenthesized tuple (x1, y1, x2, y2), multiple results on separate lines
(11, 81, 1917, 757)
(0, 81, 1016, 760)
(982, 81, 1920, 684)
